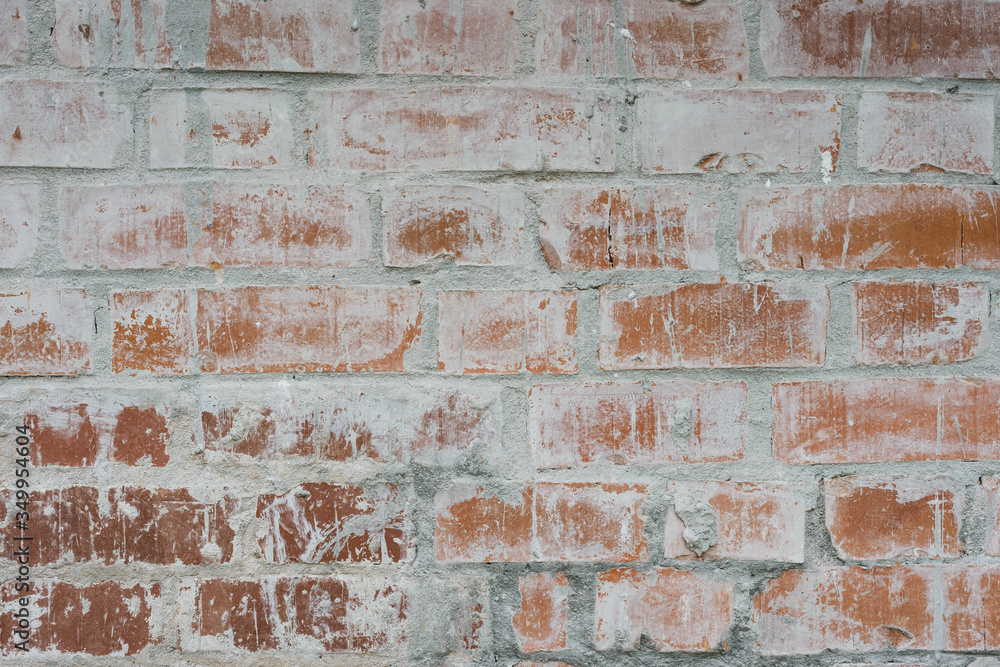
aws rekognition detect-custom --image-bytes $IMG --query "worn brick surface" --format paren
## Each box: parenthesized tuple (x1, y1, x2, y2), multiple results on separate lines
(512, 572, 569, 651)
(0, 183, 39, 268)
(52, 0, 174, 68)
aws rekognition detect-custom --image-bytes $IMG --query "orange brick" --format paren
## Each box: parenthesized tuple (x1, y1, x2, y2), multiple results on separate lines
(983, 477, 1000, 557)
(196, 286, 422, 373)
(535, 483, 648, 562)
(434, 483, 534, 562)
(383, 186, 522, 267)
(943, 565, 1000, 651)
(739, 185, 1000, 270)
(664, 481, 804, 562)
(853, 281, 988, 365)
(380, 0, 518, 74)
(600, 283, 829, 369)
(512, 573, 569, 652)
(595, 568, 734, 651)
(0, 290, 91, 376)
(539, 186, 719, 271)
(753, 566, 935, 654)
(438, 291, 577, 375)
(529, 381, 746, 467)
(824, 476, 963, 560)
(112, 289, 193, 375)
(774, 378, 1000, 463)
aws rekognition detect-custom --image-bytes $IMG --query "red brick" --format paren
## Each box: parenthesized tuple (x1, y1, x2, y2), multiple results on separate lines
(257, 483, 408, 564)
(824, 476, 963, 560)
(535, 0, 615, 76)
(1, 486, 235, 565)
(194, 184, 370, 268)
(0, 0, 27, 64)
(536, 483, 647, 562)
(306, 87, 614, 172)
(943, 565, 1000, 651)
(774, 378, 1000, 464)
(196, 286, 422, 373)
(22, 391, 170, 466)
(513, 572, 569, 652)
(664, 481, 804, 562)
(0, 183, 39, 268)
(858, 92, 994, 174)
(438, 290, 577, 374)
(760, 0, 1000, 78)
(753, 566, 935, 654)
(529, 381, 746, 467)
(1, 581, 160, 656)
(112, 289, 193, 375)
(52, 0, 174, 68)
(0, 80, 130, 168)
(383, 186, 522, 267)
(178, 576, 406, 653)
(201, 385, 499, 464)
(853, 280, 988, 365)
(60, 184, 188, 269)
(983, 477, 1000, 556)
(637, 90, 841, 173)
(600, 283, 829, 369)
(622, 0, 748, 80)
(435, 483, 534, 562)
(595, 568, 734, 651)
(739, 185, 1000, 270)
(207, 0, 359, 72)
(381, 0, 518, 74)
(0, 290, 91, 375)
(150, 89, 296, 169)
(539, 186, 719, 271)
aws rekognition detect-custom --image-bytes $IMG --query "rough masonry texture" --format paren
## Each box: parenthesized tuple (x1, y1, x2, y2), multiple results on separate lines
(1, 0, 1000, 665)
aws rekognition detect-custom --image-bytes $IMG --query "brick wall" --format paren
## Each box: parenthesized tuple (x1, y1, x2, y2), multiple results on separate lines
(1, 0, 1000, 664)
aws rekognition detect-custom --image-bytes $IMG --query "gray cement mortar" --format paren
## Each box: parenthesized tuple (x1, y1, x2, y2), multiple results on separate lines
(1, 0, 1000, 664)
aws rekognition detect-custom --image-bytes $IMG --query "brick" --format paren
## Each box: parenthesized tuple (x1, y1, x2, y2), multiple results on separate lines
(257, 483, 408, 564)
(539, 186, 719, 271)
(760, 0, 1000, 79)
(943, 565, 1000, 651)
(739, 185, 1000, 270)
(194, 184, 370, 268)
(0, 80, 130, 168)
(600, 283, 829, 369)
(513, 572, 569, 652)
(0, 183, 39, 268)
(196, 286, 422, 373)
(529, 381, 746, 468)
(435, 483, 534, 562)
(753, 566, 935, 654)
(664, 481, 805, 562)
(112, 289, 193, 375)
(438, 290, 577, 374)
(983, 477, 1000, 556)
(536, 483, 648, 562)
(21, 391, 170, 466)
(201, 385, 499, 465)
(381, 0, 518, 74)
(1, 487, 235, 565)
(0, 581, 160, 656)
(535, 0, 615, 76)
(150, 89, 296, 169)
(621, 0, 748, 80)
(383, 186, 522, 267)
(858, 92, 994, 174)
(52, 0, 174, 68)
(0, 0, 27, 64)
(637, 90, 841, 173)
(0, 290, 92, 376)
(60, 184, 188, 269)
(595, 568, 734, 651)
(306, 87, 614, 172)
(853, 280, 988, 365)
(774, 378, 1000, 464)
(207, 0, 359, 72)
(824, 476, 963, 560)
(178, 576, 407, 653)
